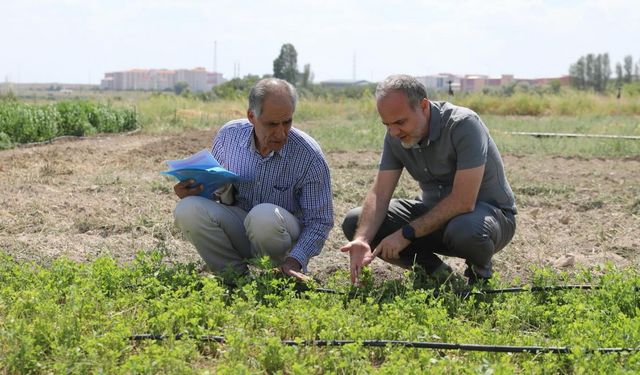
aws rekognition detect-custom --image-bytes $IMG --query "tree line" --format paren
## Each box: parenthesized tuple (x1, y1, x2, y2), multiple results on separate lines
(198, 44, 640, 99)
(189, 43, 375, 101)
(569, 53, 639, 93)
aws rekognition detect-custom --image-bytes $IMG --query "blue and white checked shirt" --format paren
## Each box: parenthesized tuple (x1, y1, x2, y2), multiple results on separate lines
(211, 119, 334, 268)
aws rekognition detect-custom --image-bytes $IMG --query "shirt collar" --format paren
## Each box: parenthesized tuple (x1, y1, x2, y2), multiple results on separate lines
(417, 101, 442, 147)
(427, 101, 442, 143)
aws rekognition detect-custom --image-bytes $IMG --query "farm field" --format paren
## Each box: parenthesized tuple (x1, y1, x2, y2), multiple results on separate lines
(1, 104, 639, 282)
(1, 96, 640, 372)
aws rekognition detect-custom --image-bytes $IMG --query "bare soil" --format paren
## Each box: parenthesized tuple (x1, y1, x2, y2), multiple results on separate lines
(1, 128, 639, 283)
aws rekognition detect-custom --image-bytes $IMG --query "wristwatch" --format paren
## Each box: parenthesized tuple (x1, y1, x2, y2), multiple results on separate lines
(401, 224, 416, 241)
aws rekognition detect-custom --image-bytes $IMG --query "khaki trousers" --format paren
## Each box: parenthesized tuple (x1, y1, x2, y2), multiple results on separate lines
(174, 196, 301, 274)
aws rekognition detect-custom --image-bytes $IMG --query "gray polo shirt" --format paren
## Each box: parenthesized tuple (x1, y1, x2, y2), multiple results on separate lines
(380, 101, 517, 213)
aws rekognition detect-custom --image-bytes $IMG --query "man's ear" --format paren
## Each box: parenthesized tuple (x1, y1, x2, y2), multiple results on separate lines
(247, 109, 256, 125)
(420, 98, 430, 116)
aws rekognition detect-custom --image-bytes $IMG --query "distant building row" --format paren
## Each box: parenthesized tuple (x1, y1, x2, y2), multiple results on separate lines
(100, 68, 225, 92)
(99, 68, 569, 93)
(415, 73, 571, 93)
(319, 74, 570, 93)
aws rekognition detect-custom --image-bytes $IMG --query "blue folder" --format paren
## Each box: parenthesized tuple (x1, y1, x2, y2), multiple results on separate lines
(160, 149, 246, 198)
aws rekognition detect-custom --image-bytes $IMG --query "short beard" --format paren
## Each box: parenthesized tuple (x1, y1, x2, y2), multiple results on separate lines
(400, 140, 417, 149)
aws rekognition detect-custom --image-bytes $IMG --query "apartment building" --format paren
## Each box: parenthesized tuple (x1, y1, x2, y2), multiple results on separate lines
(417, 73, 569, 93)
(100, 68, 225, 92)
(416, 73, 461, 94)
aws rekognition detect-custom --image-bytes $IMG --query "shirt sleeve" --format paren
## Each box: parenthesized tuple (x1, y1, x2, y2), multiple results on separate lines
(379, 132, 404, 170)
(452, 115, 488, 170)
(211, 127, 225, 166)
(287, 156, 334, 269)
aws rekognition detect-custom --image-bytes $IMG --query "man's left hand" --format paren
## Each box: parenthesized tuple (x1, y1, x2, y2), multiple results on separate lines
(366, 230, 410, 264)
(279, 257, 311, 282)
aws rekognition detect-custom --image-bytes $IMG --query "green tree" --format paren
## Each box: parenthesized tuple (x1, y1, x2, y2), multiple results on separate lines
(273, 43, 299, 85)
(623, 55, 633, 83)
(569, 57, 586, 89)
(300, 63, 312, 88)
(173, 81, 189, 95)
(569, 53, 611, 92)
(585, 54, 594, 88)
(615, 63, 624, 85)
(601, 53, 611, 91)
(213, 75, 260, 99)
(593, 54, 603, 92)
(548, 79, 561, 94)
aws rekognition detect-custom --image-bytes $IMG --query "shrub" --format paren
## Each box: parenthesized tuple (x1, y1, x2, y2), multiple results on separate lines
(0, 101, 138, 146)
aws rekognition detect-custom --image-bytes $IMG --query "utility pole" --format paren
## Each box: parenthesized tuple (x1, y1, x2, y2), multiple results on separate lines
(352, 52, 356, 81)
(233, 61, 240, 78)
(213, 40, 218, 84)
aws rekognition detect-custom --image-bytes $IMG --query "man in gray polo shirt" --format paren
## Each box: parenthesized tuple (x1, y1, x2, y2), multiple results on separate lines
(341, 74, 516, 285)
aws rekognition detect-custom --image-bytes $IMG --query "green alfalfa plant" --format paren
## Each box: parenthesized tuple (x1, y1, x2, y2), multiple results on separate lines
(55, 100, 95, 136)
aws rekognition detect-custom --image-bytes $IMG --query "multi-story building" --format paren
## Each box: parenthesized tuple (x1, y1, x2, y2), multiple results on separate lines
(100, 68, 225, 92)
(416, 73, 461, 94)
(417, 73, 569, 93)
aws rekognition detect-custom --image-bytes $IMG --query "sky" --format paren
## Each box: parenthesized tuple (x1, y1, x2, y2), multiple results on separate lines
(1, 0, 639, 84)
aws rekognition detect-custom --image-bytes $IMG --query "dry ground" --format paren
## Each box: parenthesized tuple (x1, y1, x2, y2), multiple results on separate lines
(1, 127, 639, 283)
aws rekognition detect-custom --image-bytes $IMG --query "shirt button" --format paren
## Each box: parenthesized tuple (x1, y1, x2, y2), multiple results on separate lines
(424, 168, 428, 172)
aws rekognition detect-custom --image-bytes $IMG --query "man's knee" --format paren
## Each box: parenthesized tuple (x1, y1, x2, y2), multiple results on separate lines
(174, 196, 215, 231)
(244, 203, 295, 260)
(341, 207, 361, 241)
(245, 203, 284, 238)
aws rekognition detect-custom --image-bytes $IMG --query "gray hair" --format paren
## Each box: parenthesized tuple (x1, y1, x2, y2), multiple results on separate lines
(248, 78, 298, 117)
(375, 74, 428, 109)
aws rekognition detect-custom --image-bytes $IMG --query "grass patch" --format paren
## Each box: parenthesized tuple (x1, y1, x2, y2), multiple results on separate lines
(488, 115, 640, 158)
(6, 93, 640, 158)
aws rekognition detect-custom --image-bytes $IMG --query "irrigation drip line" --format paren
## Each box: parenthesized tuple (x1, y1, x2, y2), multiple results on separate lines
(127, 285, 639, 354)
(128, 334, 640, 354)
(434, 284, 601, 298)
(304, 285, 639, 299)
(508, 131, 640, 140)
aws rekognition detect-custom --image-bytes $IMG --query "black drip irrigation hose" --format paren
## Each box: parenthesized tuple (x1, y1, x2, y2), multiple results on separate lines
(305, 284, 640, 299)
(508, 131, 640, 140)
(127, 284, 640, 355)
(128, 334, 640, 354)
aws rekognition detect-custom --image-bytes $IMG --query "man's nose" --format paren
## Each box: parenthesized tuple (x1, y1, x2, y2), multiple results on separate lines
(389, 125, 401, 137)
(275, 124, 288, 138)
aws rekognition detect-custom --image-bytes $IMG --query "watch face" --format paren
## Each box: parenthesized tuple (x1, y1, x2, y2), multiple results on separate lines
(402, 224, 415, 241)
